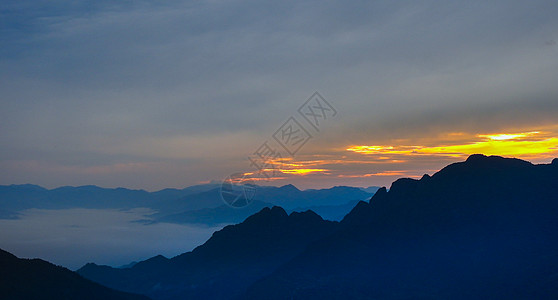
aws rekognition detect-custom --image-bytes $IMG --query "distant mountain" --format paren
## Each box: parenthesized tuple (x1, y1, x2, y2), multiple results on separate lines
(359, 186, 382, 194)
(0, 183, 373, 225)
(157, 199, 362, 225)
(245, 155, 558, 299)
(78, 207, 338, 300)
(156, 200, 274, 225)
(287, 200, 360, 221)
(0, 248, 150, 300)
(0, 184, 194, 212)
(254, 185, 372, 209)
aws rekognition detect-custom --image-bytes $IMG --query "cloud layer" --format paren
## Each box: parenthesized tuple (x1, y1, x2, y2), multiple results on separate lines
(1, 0, 558, 189)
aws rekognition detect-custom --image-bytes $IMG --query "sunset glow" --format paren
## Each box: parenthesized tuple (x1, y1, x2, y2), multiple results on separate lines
(253, 128, 558, 187)
(347, 131, 558, 158)
(279, 168, 329, 175)
(477, 131, 540, 141)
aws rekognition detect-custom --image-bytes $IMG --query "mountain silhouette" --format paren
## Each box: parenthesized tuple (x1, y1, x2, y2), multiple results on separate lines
(78, 206, 337, 300)
(0, 248, 150, 300)
(73, 155, 558, 299)
(245, 154, 558, 299)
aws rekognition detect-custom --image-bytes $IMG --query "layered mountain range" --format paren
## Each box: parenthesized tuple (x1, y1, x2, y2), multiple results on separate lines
(0, 183, 375, 224)
(77, 155, 558, 299)
(2, 155, 557, 299)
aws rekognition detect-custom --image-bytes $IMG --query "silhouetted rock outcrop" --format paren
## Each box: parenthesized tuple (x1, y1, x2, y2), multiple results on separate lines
(245, 155, 558, 299)
(79, 155, 558, 299)
(0, 249, 150, 300)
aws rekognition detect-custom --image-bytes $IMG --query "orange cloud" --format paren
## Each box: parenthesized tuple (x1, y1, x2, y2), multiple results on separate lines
(347, 130, 558, 159)
(246, 127, 558, 189)
(279, 168, 329, 175)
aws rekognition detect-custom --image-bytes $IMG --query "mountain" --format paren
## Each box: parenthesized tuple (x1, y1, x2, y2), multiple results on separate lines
(0, 183, 228, 213)
(0, 248, 150, 300)
(157, 199, 362, 225)
(156, 200, 274, 225)
(359, 186, 382, 194)
(78, 207, 338, 300)
(245, 155, 558, 299)
(287, 200, 360, 221)
(1, 183, 373, 225)
(254, 185, 372, 209)
(76, 155, 558, 299)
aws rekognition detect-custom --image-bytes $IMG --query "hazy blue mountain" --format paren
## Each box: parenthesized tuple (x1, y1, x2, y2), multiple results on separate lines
(359, 186, 382, 194)
(156, 200, 274, 225)
(152, 185, 372, 225)
(245, 155, 558, 299)
(253, 185, 372, 209)
(150, 182, 222, 199)
(0, 248, 150, 300)
(78, 207, 338, 300)
(156, 199, 362, 225)
(0, 183, 225, 213)
(287, 200, 360, 221)
(0, 183, 373, 225)
(0, 185, 153, 211)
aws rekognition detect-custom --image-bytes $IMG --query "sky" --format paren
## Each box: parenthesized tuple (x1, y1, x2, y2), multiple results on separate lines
(1, 0, 558, 190)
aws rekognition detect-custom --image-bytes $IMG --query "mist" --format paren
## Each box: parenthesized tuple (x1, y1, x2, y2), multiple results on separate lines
(0, 208, 226, 270)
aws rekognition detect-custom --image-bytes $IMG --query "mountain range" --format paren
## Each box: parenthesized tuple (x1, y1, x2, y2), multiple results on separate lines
(76, 155, 558, 299)
(0, 183, 376, 224)
(3, 155, 557, 299)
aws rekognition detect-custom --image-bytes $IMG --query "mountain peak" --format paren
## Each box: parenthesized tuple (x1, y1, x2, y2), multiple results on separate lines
(465, 153, 488, 162)
(243, 206, 288, 224)
(3, 184, 46, 191)
(288, 209, 324, 222)
(463, 154, 533, 166)
(279, 184, 299, 191)
(270, 205, 288, 216)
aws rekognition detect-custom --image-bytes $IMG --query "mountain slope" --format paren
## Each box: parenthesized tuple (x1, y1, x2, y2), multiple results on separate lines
(0, 249, 150, 300)
(78, 207, 338, 300)
(245, 155, 558, 299)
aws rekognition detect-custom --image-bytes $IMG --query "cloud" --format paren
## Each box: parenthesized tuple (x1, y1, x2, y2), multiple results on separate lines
(1, 0, 558, 189)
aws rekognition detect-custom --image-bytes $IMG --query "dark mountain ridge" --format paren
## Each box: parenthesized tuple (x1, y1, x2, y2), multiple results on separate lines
(246, 154, 558, 299)
(78, 206, 338, 300)
(55, 155, 558, 299)
(0, 249, 150, 300)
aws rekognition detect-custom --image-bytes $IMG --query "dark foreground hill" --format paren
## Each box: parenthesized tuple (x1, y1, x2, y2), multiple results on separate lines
(79, 155, 558, 299)
(78, 207, 337, 300)
(0, 249, 150, 300)
(246, 155, 558, 299)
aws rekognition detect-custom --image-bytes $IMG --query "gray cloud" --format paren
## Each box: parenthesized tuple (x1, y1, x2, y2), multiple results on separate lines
(1, 0, 558, 189)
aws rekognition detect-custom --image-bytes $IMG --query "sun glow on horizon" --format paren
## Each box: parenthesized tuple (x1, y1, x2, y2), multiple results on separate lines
(279, 168, 329, 175)
(477, 131, 541, 141)
(347, 130, 558, 159)
(245, 128, 558, 189)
